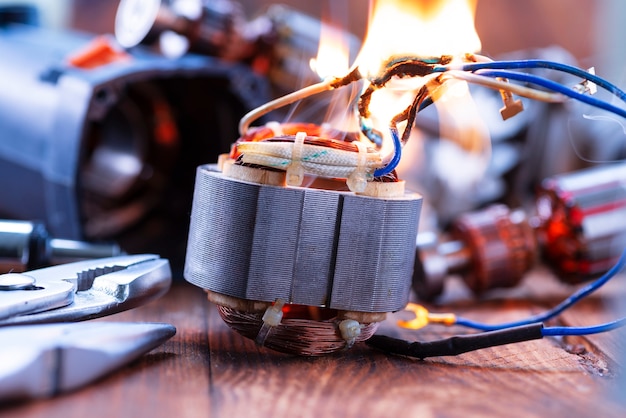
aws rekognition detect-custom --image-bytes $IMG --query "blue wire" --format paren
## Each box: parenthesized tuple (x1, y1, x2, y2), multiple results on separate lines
(374, 61, 626, 178)
(374, 60, 626, 177)
(434, 59, 626, 101)
(418, 96, 434, 112)
(373, 126, 402, 177)
(542, 317, 626, 336)
(473, 69, 626, 119)
(454, 248, 626, 332)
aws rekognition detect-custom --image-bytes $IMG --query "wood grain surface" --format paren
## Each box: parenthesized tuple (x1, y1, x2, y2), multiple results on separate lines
(1, 268, 625, 418)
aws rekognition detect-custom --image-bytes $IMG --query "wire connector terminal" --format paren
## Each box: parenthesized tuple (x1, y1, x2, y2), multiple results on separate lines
(499, 88, 524, 120)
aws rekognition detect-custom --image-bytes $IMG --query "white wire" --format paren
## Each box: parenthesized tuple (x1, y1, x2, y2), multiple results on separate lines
(237, 141, 381, 167)
(238, 56, 568, 183)
(238, 78, 338, 136)
(237, 141, 382, 179)
(241, 154, 376, 179)
(440, 70, 567, 102)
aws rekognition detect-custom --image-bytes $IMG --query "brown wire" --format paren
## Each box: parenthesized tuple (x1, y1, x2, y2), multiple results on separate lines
(358, 56, 450, 119)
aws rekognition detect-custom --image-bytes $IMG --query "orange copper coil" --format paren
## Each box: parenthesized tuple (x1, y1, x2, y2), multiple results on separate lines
(217, 305, 380, 356)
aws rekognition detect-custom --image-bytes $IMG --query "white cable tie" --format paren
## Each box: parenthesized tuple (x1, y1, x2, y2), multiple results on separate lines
(286, 131, 306, 186)
(347, 141, 368, 193)
(338, 319, 362, 349)
(255, 299, 285, 347)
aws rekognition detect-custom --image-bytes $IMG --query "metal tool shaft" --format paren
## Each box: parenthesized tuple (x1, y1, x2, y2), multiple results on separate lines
(0, 219, 122, 273)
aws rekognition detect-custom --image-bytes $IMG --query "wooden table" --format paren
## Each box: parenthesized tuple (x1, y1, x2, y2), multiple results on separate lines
(2, 267, 625, 418)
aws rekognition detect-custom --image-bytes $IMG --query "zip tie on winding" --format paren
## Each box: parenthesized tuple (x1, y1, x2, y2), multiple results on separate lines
(347, 140, 369, 193)
(286, 131, 306, 186)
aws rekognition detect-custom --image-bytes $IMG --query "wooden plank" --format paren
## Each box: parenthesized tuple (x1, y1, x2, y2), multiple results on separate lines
(0, 283, 212, 418)
(1, 274, 625, 418)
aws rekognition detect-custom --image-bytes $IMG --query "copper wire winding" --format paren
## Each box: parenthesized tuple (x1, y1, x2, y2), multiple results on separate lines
(231, 122, 359, 158)
(217, 306, 380, 356)
(232, 122, 400, 182)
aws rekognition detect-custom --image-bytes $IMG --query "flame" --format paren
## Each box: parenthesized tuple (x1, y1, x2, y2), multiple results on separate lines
(355, 0, 481, 78)
(351, 0, 485, 135)
(310, 14, 358, 131)
(309, 0, 490, 188)
(310, 22, 350, 79)
(351, 0, 490, 191)
(312, 0, 482, 80)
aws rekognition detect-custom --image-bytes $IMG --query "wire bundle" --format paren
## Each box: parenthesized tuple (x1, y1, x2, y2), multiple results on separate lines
(439, 58, 626, 116)
(361, 55, 626, 174)
(238, 54, 626, 182)
(232, 121, 397, 191)
(236, 135, 382, 180)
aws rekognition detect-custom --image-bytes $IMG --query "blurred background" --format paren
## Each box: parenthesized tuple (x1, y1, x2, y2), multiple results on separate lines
(9, 0, 625, 82)
(0, 0, 624, 269)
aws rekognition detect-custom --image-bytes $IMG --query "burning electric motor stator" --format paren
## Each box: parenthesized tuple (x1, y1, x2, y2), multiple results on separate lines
(184, 124, 422, 355)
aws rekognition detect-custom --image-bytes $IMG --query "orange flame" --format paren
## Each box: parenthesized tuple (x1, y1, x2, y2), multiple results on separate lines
(353, 0, 490, 190)
(355, 0, 481, 77)
(310, 22, 350, 79)
(312, 0, 490, 188)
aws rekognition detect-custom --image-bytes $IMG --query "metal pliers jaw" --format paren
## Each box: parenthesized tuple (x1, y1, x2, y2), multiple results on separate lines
(0, 254, 172, 326)
(0, 321, 176, 401)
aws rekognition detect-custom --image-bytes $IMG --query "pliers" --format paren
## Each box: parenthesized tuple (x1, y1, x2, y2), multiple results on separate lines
(0, 321, 176, 401)
(0, 254, 175, 401)
(0, 253, 171, 326)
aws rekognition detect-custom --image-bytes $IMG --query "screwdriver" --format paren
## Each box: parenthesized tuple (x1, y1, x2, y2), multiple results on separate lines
(0, 219, 123, 273)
